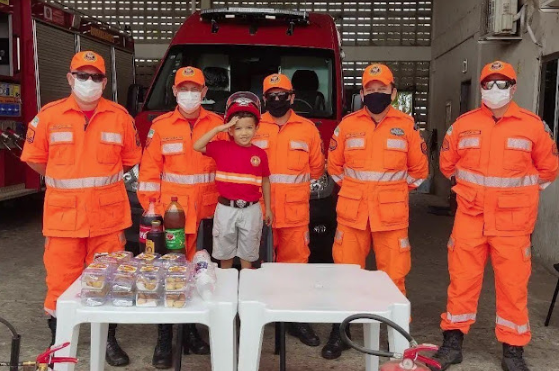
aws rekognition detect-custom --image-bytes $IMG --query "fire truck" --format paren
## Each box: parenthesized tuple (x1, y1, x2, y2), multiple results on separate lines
(127, 8, 343, 262)
(0, 0, 135, 202)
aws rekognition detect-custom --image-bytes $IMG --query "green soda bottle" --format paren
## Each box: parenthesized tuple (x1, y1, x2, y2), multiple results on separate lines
(164, 196, 186, 254)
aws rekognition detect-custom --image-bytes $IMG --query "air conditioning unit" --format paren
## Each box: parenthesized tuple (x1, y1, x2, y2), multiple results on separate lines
(481, 0, 522, 41)
(540, 0, 559, 12)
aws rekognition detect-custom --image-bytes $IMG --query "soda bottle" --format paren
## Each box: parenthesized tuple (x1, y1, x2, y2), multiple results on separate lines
(164, 196, 186, 253)
(145, 220, 166, 255)
(139, 197, 163, 252)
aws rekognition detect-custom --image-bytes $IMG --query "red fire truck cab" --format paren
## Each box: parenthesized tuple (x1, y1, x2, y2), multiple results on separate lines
(0, 0, 135, 202)
(129, 8, 343, 262)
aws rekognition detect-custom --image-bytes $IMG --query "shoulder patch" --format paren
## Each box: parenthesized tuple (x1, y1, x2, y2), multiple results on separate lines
(333, 126, 340, 137)
(543, 120, 553, 139)
(41, 98, 68, 112)
(147, 128, 155, 139)
(30, 116, 40, 128)
(446, 125, 453, 136)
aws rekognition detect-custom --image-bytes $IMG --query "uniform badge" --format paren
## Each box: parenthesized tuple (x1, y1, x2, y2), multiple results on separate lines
(26, 128, 36, 143)
(489, 61, 503, 71)
(421, 141, 428, 155)
(84, 51, 97, 62)
(391, 128, 404, 136)
(333, 126, 340, 137)
(369, 65, 382, 75)
(251, 156, 261, 167)
(183, 67, 195, 76)
(270, 75, 280, 84)
(442, 138, 450, 152)
(30, 116, 39, 128)
(329, 138, 337, 151)
(446, 125, 453, 136)
(147, 129, 155, 138)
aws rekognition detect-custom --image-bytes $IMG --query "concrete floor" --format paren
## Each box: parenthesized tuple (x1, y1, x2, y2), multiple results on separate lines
(1, 194, 558, 371)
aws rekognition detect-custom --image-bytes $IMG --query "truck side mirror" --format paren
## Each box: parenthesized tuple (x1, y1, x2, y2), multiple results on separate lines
(351, 93, 363, 112)
(126, 84, 145, 117)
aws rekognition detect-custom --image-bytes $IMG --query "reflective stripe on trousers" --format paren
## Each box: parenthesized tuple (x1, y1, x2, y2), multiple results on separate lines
(45, 171, 123, 189)
(447, 312, 476, 323)
(138, 182, 161, 192)
(456, 169, 539, 188)
(496, 316, 530, 334)
(161, 172, 215, 185)
(269, 173, 311, 184)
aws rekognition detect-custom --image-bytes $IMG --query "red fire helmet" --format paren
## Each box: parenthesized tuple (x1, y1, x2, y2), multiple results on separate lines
(224, 91, 262, 123)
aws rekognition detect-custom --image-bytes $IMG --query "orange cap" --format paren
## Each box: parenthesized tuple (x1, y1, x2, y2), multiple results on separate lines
(174, 66, 205, 87)
(263, 73, 293, 94)
(480, 61, 517, 82)
(70, 51, 106, 75)
(362, 63, 394, 87)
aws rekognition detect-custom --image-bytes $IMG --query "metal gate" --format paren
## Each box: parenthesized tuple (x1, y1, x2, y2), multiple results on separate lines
(114, 49, 135, 106)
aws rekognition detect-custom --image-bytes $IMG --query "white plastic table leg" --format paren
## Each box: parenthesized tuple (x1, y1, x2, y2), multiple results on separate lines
(364, 322, 380, 371)
(237, 315, 265, 371)
(209, 313, 236, 371)
(54, 307, 79, 371)
(388, 305, 411, 355)
(90, 323, 109, 371)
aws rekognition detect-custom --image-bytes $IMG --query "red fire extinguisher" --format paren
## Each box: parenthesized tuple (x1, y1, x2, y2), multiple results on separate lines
(340, 313, 441, 371)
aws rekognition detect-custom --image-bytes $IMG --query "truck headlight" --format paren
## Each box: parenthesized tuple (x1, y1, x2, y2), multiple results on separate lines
(310, 173, 334, 200)
(124, 164, 139, 193)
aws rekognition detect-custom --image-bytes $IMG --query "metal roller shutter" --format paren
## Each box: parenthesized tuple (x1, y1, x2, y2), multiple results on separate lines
(79, 38, 114, 100)
(35, 21, 76, 107)
(114, 49, 135, 106)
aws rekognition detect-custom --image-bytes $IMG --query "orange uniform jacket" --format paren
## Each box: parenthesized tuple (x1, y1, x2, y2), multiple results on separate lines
(21, 96, 142, 237)
(328, 107, 428, 232)
(440, 102, 559, 236)
(137, 107, 226, 234)
(252, 111, 324, 228)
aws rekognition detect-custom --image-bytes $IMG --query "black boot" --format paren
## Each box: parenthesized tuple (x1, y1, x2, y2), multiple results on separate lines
(152, 325, 173, 369)
(321, 324, 351, 359)
(429, 330, 464, 371)
(183, 324, 210, 355)
(106, 324, 130, 367)
(47, 317, 57, 347)
(287, 323, 320, 347)
(502, 344, 530, 371)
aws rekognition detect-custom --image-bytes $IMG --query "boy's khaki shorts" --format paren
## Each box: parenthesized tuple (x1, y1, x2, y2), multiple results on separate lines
(212, 202, 263, 262)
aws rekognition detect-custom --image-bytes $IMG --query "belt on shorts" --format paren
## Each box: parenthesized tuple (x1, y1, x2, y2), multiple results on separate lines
(218, 196, 258, 209)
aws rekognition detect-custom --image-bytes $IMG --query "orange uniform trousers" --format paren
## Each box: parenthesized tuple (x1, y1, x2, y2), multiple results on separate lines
(441, 211, 532, 346)
(333, 224, 411, 295)
(273, 226, 310, 263)
(44, 231, 125, 315)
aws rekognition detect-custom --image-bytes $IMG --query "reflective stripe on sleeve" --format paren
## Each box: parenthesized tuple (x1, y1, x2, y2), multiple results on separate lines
(269, 173, 311, 184)
(161, 172, 215, 185)
(331, 174, 344, 183)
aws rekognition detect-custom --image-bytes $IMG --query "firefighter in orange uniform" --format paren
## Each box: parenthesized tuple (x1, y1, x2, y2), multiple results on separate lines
(253, 73, 325, 346)
(324, 63, 428, 359)
(431, 61, 559, 371)
(21, 51, 141, 367)
(137, 66, 224, 368)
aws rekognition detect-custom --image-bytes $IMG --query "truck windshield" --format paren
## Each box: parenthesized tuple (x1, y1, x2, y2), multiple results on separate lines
(144, 45, 336, 119)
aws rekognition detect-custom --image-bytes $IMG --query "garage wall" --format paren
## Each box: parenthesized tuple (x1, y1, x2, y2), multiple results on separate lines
(429, 2, 559, 269)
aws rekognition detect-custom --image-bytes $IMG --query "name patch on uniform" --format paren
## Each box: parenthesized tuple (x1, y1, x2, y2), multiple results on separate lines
(161, 136, 183, 142)
(26, 128, 36, 143)
(391, 128, 405, 136)
(50, 124, 73, 131)
(459, 130, 481, 137)
(346, 132, 366, 138)
(333, 126, 340, 137)
(329, 138, 338, 151)
(251, 156, 261, 167)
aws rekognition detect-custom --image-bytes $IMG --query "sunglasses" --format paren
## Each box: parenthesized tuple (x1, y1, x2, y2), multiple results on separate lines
(72, 72, 106, 83)
(264, 92, 292, 101)
(481, 80, 514, 90)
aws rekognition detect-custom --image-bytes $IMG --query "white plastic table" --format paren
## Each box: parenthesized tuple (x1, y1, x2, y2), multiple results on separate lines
(238, 263, 410, 371)
(54, 268, 238, 371)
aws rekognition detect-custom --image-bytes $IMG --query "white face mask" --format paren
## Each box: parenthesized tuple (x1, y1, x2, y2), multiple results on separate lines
(72, 78, 103, 103)
(481, 85, 512, 110)
(177, 91, 202, 113)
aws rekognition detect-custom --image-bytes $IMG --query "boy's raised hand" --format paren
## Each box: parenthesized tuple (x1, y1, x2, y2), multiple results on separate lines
(217, 117, 238, 132)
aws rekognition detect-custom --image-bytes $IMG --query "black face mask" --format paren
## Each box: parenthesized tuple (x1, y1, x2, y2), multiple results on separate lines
(363, 92, 392, 114)
(266, 99, 291, 118)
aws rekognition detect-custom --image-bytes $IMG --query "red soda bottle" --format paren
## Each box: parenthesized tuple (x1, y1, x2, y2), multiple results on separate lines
(139, 197, 163, 252)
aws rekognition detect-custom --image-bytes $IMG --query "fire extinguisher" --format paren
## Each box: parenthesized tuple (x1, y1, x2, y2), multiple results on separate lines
(340, 313, 441, 371)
